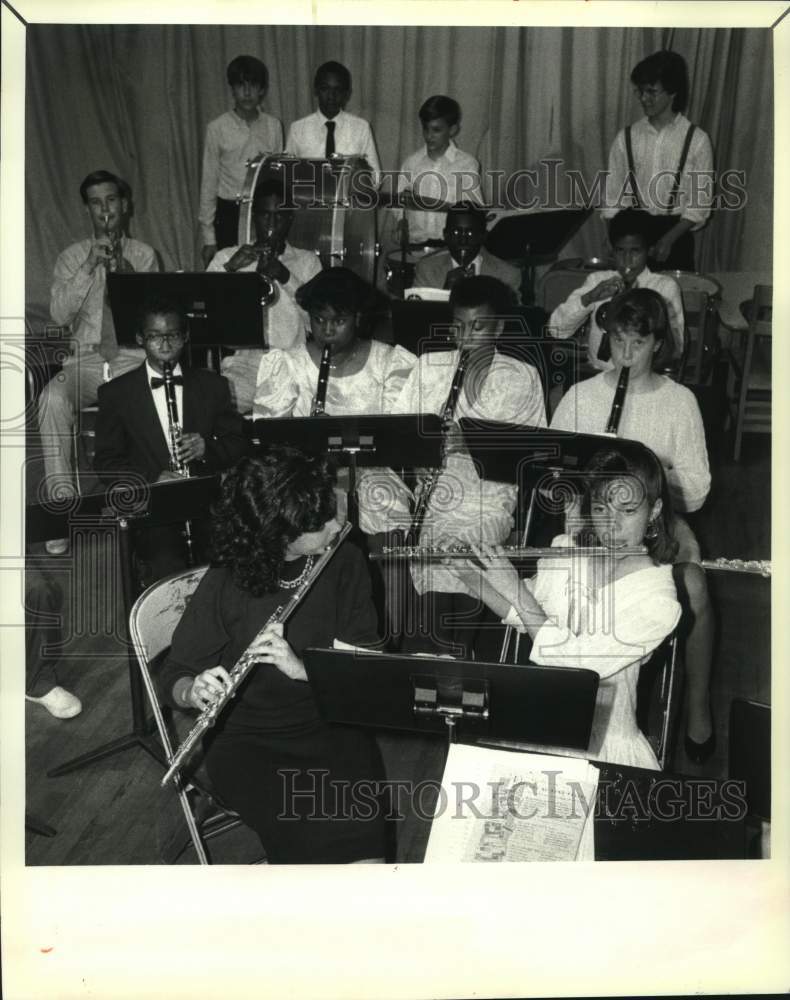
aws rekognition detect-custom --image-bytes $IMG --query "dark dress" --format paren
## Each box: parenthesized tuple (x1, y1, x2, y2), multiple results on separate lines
(160, 540, 387, 863)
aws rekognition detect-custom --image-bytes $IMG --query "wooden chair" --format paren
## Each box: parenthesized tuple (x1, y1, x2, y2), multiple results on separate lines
(129, 565, 249, 864)
(730, 283, 772, 460)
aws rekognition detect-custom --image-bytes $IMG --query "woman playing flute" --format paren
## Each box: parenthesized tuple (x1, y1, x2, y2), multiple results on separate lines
(451, 441, 681, 770)
(159, 446, 387, 864)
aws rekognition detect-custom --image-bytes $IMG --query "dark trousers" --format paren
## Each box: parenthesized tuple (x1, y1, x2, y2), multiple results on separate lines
(133, 517, 212, 590)
(644, 215, 696, 272)
(400, 589, 485, 661)
(215, 198, 241, 250)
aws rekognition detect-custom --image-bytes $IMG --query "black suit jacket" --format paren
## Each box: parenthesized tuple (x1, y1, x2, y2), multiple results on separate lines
(94, 364, 247, 484)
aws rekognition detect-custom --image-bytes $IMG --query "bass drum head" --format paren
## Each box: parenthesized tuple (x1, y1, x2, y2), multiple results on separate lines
(240, 156, 377, 284)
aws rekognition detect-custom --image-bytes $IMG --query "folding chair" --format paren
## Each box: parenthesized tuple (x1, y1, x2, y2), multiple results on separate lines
(129, 565, 246, 864)
(636, 632, 681, 770)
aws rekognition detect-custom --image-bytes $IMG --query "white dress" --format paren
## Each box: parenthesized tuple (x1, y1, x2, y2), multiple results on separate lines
(510, 536, 681, 770)
(391, 349, 547, 595)
(252, 340, 417, 535)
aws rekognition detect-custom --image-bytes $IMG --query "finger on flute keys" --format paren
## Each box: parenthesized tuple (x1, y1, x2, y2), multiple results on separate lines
(191, 666, 231, 710)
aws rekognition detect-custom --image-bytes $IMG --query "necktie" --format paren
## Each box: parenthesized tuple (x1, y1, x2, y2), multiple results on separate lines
(151, 375, 183, 389)
(325, 120, 336, 158)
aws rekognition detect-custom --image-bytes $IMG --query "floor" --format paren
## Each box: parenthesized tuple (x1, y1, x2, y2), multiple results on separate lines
(23, 396, 771, 865)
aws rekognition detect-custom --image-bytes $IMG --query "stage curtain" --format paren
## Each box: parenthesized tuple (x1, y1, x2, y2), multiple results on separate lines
(24, 24, 772, 330)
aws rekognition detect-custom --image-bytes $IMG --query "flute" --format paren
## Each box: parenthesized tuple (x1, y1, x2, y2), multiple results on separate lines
(161, 521, 352, 786)
(310, 345, 332, 416)
(370, 544, 648, 563)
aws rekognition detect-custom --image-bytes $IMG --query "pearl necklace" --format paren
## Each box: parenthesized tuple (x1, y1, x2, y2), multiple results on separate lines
(278, 554, 315, 590)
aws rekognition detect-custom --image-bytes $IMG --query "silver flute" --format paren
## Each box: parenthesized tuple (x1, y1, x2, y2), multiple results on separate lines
(161, 521, 352, 786)
(370, 544, 648, 562)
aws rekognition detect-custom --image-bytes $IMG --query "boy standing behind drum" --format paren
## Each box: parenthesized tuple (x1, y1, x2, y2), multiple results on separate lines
(199, 55, 283, 269)
(285, 61, 381, 182)
(397, 95, 483, 246)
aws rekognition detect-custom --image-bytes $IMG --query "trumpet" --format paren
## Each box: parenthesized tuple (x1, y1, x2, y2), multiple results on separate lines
(162, 522, 352, 786)
(101, 213, 121, 272)
(222, 242, 280, 305)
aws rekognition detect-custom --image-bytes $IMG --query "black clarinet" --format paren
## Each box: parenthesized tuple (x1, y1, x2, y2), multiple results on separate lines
(161, 362, 194, 564)
(605, 365, 630, 435)
(310, 345, 332, 416)
(405, 349, 471, 545)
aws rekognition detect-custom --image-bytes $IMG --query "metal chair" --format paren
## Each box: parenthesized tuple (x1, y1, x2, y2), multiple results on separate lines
(636, 632, 681, 770)
(129, 565, 247, 864)
(730, 283, 772, 461)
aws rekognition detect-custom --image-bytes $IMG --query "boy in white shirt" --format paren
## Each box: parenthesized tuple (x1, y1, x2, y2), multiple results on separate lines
(199, 55, 283, 269)
(548, 209, 684, 371)
(397, 95, 482, 245)
(285, 60, 381, 182)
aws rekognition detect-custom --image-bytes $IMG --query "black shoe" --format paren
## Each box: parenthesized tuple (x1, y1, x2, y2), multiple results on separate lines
(685, 731, 716, 764)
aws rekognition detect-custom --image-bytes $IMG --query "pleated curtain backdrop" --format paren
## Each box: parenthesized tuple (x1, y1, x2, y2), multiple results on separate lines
(24, 24, 773, 330)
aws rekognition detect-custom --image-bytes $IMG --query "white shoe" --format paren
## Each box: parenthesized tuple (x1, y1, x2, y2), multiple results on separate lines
(45, 538, 69, 555)
(26, 686, 82, 719)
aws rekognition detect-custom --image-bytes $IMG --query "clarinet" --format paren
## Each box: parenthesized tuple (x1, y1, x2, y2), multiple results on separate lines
(310, 345, 332, 416)
(161, 362, 194, 564)
(162, 362, 190, 478)
(405, 349, 471, 546)
(161, 522, 352, 786)
(605, 365, 630, 435)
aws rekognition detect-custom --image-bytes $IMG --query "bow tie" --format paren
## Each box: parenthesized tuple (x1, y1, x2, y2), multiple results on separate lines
(151, 375, 183, 389)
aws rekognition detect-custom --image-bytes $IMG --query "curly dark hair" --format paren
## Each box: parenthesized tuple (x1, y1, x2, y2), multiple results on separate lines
(575, 440, 678, 565)
(211, 447, 337, 596)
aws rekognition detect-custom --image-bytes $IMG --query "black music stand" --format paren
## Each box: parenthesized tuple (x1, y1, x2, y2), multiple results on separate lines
(107, 272, 269, 355)
(303, 647, 598, 751)
(485, 209, 592, 304)
(26, 475, 222, 778)
(248, 414, 443, 526)
(456, 423, 659, 542)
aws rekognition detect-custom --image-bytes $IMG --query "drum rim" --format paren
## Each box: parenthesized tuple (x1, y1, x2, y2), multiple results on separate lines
(664, 269, 723, 298)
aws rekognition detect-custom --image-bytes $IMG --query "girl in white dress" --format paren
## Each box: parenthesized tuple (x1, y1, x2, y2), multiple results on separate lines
(451, 440, 681, 770)
(252, 267, 417, 537)
(391, 275, 547, 657)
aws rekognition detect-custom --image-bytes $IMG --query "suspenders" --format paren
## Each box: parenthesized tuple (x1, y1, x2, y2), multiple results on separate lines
(624, 122, 697, 213)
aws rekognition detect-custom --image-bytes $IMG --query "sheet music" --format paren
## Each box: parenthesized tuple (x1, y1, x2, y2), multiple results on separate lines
(425, 743, 598, 863)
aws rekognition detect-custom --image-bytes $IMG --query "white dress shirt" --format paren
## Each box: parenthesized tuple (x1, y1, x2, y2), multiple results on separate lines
(602, 113, 714, 227)
(398, 141, 482, 241)
(198, 109, 284, 244)
(146, 360, 183, 464)
(285, 110, 381, 182)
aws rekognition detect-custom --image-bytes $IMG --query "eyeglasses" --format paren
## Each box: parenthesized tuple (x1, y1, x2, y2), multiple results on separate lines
(143, 332, 185, 345)
(633, 85, 666, 98)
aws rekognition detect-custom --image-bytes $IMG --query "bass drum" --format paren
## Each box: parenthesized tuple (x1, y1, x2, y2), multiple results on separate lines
(238, 155, 378, 284)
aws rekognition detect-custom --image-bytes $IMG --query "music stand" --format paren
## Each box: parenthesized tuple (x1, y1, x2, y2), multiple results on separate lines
(456, 423, 659, 543)
(485, 209, 592, 304)
(26, 475, 222, 777)
(247, 414, 443, 525)
(303, 647, 598, 751)
(107, 272, 270, 354)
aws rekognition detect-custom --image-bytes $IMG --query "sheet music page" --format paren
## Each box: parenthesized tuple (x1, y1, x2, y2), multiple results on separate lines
(425, 743, 599, 862)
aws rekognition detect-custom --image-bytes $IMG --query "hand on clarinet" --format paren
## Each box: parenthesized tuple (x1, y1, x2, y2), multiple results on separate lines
(247, 623, 307, 682)
(187, 666, 232, 711)
(177, 433, 206, 463)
